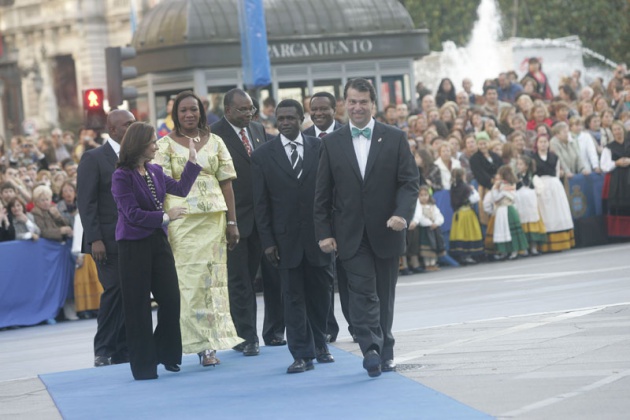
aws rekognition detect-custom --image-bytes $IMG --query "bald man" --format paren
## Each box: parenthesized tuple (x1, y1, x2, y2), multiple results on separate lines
(77, 109, 135, 366)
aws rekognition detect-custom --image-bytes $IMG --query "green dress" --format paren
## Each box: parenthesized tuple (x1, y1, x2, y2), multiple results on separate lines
(155, 134, 242, 353)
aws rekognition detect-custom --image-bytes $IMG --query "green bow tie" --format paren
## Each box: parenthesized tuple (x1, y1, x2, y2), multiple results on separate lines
(351, 127, 372, 139)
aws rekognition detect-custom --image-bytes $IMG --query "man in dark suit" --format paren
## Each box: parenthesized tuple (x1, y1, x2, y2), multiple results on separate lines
(211, 89, 284, 356)
(77, 109, 135, 366)
(314, 78, 419, 378)
(303, 92, 346, 344)
(252, 99, 334, 373)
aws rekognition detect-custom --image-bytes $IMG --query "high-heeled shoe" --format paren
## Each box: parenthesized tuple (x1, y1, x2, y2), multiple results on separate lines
(198, 349, 220, 367)
(163, 364, 180, 372)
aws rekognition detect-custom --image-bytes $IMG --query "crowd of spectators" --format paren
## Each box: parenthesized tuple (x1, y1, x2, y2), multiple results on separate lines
(2, 58, 630, 323)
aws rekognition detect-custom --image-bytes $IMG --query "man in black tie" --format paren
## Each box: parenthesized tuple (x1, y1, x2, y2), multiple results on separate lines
(77, 109, 135, 366)
(252, 99, 334, 373)
(314, 78, 419, 378)
(211, 89, 285, 357)
(303, 92, 347, 343)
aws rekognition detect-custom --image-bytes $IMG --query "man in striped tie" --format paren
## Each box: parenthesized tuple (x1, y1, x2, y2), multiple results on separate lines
(251, 99, 335, 374)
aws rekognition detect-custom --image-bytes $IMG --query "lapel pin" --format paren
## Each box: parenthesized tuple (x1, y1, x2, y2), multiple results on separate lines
(256, 138, 260, 143)
(377, 138, 382, 143)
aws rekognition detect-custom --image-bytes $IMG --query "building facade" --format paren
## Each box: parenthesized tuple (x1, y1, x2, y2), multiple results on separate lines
(0, 0, 428, 138)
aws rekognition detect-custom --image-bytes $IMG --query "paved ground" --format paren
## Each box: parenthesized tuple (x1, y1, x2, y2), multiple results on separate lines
(2, 243, 629, 419)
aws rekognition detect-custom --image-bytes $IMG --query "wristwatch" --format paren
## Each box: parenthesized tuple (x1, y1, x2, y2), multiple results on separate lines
(162, 212, 170, 226)
(227, 221, 237, 226)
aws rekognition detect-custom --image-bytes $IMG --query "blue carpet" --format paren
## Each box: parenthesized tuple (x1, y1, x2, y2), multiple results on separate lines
(40, 346, 492, 420)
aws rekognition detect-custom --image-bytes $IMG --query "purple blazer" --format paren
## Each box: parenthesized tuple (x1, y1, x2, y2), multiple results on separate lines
(111, 161, 202, 241)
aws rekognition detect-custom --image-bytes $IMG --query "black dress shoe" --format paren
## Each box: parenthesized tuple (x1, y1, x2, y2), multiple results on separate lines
(163, 364, 180, 372)
(265, 338, 287, 346)
(399, 268, 412, 276)
(363, 349, 381, 378)
(242, 342, 260, 356)
(287, 359, 314, 374)
(94, 356, 112, 367)
(381, 359, 396, 372)
(315, 347, 335, 363)
(232, 342, 246, 352)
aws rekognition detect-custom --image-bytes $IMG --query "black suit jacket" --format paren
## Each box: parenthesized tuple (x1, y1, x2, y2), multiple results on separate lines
(302, 121, 343, 138)
(252, 134, 331, 270)
(314, 121, 419, 260)
(211, 117, 267, 237)
(76, 141, 119, 255)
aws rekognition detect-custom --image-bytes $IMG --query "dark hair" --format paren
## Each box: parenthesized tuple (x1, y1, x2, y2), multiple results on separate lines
(418, 185, 435, 204)
(0, 182, 16, 192)
(60, 180, 77, 195)
(344, 78, 376, 102)
(60, 158, 75, 169)
(251, 98, 260, 118)
(384, 104, 396, 113)
(224, 88, 250, 109)
(559, 84, 577, 101)
(497, 164, 517, 184)
(310, 92, 336, 109)
(483, 84, 498, 95)
(451, 167, 465, 185)
(417, 148, 435, 179)
(6, 196, 25, 214)
(171, 91, 208, 135)
(517, 154, 536, 174)
(117, 122, 156, 169)
(584, 113, 600, 129)
(276, 99, 304, 119)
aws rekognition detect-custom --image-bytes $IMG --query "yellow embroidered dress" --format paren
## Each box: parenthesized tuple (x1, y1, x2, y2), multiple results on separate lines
(154, 134, 241, 353)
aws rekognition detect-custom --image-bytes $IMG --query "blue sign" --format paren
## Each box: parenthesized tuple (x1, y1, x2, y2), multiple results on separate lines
(237, 0, 272, 88)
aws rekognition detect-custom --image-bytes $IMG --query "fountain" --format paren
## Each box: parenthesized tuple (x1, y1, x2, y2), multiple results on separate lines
(414, 0, 615, 97)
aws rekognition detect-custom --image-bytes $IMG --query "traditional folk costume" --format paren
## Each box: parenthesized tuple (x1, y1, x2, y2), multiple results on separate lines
(533, 152, 575, 252)
(484, 183, 529, 256)
(449, 181, 483, 261)
(412, 200, 445, 270)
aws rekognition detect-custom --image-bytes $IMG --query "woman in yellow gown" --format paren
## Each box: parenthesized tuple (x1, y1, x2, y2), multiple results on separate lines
(154, 91, 241, 367)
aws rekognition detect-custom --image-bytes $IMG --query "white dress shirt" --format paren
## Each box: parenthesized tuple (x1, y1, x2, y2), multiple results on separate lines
(349, 118, 375, 179)
(314, 121, 336, 138)
(107, 138, 121, 157)
(281, 133, 304, 163)
(229, 121, 254, 150)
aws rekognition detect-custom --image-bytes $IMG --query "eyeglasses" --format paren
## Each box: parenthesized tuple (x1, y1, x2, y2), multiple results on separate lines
(234, 107, 257, 116)
(50, 168, 62, 172)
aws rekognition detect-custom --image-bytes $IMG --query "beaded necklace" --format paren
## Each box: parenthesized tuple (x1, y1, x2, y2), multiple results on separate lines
(142, 170, 163, 211)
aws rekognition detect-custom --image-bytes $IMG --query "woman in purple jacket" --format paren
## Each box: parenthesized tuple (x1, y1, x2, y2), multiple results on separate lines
(111, 122, 201, 380)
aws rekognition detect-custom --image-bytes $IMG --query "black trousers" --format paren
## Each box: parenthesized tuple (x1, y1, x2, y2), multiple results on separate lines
(280, 256, 333, 360)
(94, 253, 127, 363)
(227, 228, 263, 343)
(261, 258, 285, 344)
(341, 234, 398, 361)
(118, 230, 182, 380)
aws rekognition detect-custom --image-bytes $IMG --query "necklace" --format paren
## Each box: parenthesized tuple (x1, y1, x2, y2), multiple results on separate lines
(180, 128, 201, 143)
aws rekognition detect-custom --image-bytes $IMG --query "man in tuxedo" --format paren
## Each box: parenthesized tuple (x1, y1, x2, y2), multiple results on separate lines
(211, 89, 284, 356)
(77, 109, 135, 366)
(314, 78, 419, 378)
(303, 92, 346, 343)
(251, 99, 334, 373)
